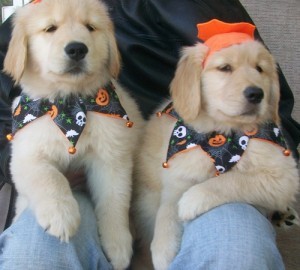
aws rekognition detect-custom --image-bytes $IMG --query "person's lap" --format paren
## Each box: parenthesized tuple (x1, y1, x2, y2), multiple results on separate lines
(169, 203, 284, 270)
(0, 192, 112, 270)
(0, 191, 284, 270)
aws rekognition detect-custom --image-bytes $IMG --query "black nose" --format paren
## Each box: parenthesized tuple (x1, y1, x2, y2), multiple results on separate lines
(243, 87, 264, 104)
(64, 42, 88, 61)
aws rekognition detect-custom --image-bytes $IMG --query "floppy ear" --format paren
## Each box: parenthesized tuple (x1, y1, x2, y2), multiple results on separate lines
(270, 67, 280, 124)
(107, 30, 121, 78)
(3, 17, 27, 84)
(170, 42, 208, 122)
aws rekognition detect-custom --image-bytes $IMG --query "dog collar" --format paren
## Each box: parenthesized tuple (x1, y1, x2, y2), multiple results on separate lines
(7, 82, 133, 154)
(158, 103, 290, 175)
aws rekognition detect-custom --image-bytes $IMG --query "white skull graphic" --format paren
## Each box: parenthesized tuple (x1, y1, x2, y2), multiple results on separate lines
(173, 125, 187, 138)
(239, 136, 249, 150)
(76, 112, 86, 126)
(216, 165, 226, 174)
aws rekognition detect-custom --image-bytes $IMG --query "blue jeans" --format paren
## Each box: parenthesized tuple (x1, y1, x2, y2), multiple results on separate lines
(0, 191, 284, 270)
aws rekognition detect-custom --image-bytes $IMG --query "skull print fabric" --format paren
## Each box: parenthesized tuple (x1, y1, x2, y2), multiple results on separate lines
(161, 103, 288, 174)
(11, 83, 130, 150)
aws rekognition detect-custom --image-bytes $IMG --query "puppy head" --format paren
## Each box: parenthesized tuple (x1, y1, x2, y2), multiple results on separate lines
(202, 41, 280, 125)
(170, 41, 280, 129)
(4, 0, 120, 96)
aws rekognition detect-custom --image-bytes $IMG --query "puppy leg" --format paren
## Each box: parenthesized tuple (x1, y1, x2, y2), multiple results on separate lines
(87, 160, 133, 270)
(151, 203, 181, 270)
(12, 162, 80, 242)
(131, 189, 160, 270)
(151, 181, 191, 270)
(271, 207, 300, 228)
(178, 169, 299, 222)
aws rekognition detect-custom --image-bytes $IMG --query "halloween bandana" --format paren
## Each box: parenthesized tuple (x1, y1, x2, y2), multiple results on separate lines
(161, 103, 288, 174)
(10, 82, 132, 152)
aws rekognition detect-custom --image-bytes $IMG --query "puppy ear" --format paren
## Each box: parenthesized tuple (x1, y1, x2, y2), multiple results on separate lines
(107, 31, 121, 78)
(171, 42, 208, 122)
(3, 17, 27, 84)
(270, 68, 280, 124)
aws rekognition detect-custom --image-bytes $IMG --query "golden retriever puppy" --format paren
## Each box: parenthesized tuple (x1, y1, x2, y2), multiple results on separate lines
(4, 0, 143, 269)
(132, 20, 299, 270)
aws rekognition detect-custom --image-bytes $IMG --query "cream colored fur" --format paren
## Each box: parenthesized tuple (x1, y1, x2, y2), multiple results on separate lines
(4, 1, 144, 269)
(132, 41, 299, 270)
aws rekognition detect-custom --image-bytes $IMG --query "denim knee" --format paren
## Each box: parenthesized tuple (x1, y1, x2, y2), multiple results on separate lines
(0, 210, 82, 270)
(0, 192, 112, 270)
(169, 203, 284, 270)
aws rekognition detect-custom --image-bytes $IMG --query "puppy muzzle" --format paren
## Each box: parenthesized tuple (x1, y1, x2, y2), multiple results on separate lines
(243, 86, 264, 104)
(65, 42, 88, 62)
(63, 42, 89, 75)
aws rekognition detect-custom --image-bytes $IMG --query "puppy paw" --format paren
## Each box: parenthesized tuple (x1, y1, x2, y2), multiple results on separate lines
(271, 207, 300, 228)
(178, 186, 214, 222)
(35, 195, 81, 242)
(151, 238, 177, 270)
(101, 228, 133, 270)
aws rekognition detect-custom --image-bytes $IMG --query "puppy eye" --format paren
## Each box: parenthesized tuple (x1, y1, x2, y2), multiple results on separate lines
(44, 25, 57, 33)
(86, 24, 96, 32)
(256, 65, 263, 73)
(217, 64, 232, 72)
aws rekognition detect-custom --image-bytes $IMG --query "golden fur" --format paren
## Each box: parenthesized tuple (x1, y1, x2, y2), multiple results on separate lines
(131, 41, 299, 270)
(4, 0, 143, 269)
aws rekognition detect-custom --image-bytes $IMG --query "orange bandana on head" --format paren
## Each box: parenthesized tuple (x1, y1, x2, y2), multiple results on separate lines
(197, 19, 256, 66)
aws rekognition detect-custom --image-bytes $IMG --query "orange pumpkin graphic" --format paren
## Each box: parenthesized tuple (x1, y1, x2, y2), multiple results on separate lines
(14, 105, 21, 116)
(176, 139, 187, 146)
(244, 127, 258, 136)
(47, 105, 58, 119)
(208, 134, 226, 147)
(96, 89, 110, 106)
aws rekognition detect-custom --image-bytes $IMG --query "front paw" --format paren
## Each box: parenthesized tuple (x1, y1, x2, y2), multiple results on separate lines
(271, 207, 300, 228)
(35, 195, 81, 242)
(151, 237, 178, 270)
(178, 186, 214, 222)
(100, 227, 132, 270)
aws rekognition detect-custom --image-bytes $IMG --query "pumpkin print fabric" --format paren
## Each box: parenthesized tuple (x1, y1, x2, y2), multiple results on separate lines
(161, 103, 288, 174)
(10, 83, 131, 152)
